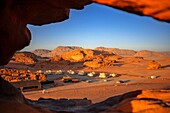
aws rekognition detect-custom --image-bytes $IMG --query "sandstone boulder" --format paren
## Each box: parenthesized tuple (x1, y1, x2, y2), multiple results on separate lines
(50, 55, 62, 62)
(84, 54, 116, 68)
(84, 60, 102, 68)
(61, 49, 95, 62)
(99, 90, 170, 113)
(0, 69, 46, 82)
(147, 60, 161, 70)
(61, 49, 85, 62)
(84, 90, 170, 113)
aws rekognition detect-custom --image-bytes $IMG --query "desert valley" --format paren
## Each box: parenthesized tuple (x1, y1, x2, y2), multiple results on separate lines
(1, 46, 170, 112)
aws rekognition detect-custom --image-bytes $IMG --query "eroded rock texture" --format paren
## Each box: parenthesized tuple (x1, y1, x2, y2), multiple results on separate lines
(93, 0, 170, 23)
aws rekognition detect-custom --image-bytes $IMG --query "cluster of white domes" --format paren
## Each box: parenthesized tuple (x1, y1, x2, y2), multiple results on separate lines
(42, 69, 119, 80)
(78, 71, 86, 76)
(55, 70, 63, 75)
(87, 72, 96, 77)
(67, 70, 75, 75)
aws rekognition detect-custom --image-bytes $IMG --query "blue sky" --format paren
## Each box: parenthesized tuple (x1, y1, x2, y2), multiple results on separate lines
(24, 3, 170, 51)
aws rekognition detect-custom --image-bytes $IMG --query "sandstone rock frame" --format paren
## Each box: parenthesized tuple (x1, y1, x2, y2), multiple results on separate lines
(0, 0, 170, 66)
(0, 1, 170, 112)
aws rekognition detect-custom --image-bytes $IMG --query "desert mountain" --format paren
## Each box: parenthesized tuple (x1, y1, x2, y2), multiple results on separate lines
(134, 50, 166, 59)
(95, 47, 137, 57)
(46, 46, 83, 57)
(32, 49, 51, 57)
(161, 51, 170, 57)
(32, 46, 169, 59)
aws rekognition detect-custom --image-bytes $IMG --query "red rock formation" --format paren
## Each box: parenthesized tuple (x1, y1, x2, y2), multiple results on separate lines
(101, 90, 170, 113)
(50, 56, 62, 62)
(84, 54, 116, 68)
(0, 69, 46, 82)
(47, 46, 83, 57)
(13, 52, 38, 64)
(93, 0, 170, 23)
(61, 49, 114, 62)
(147, 60, 161, 70)
(61, 49, 93, 62)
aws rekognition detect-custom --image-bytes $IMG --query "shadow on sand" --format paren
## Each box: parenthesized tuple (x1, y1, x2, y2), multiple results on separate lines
(161, 65, 170, 69)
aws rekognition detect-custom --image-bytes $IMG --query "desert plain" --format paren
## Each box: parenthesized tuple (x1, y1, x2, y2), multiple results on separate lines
(1, 47, 170, 104)
(1, 46, 170, 112)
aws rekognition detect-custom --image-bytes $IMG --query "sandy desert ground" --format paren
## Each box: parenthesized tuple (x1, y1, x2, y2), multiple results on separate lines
(1, 48, 170, 112)
(4, 55, 169, 104)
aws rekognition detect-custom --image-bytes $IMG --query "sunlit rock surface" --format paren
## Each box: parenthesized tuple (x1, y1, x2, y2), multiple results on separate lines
(13, 52, 38, 64)
(93, 0, 170, 22)
(48, 46, 83, 57)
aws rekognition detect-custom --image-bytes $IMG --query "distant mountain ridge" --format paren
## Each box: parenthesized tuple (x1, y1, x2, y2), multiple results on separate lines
(161, 52, 170, 57)
(40, 46, 83, 57)
(134, 50, 165, 59)
(32, 49, 51, 57)
(31, 46, 169, 58)
(95, 47, 137, 57)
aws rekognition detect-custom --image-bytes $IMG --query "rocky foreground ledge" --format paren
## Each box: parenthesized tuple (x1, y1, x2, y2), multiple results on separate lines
(0, 77, 170, 113)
